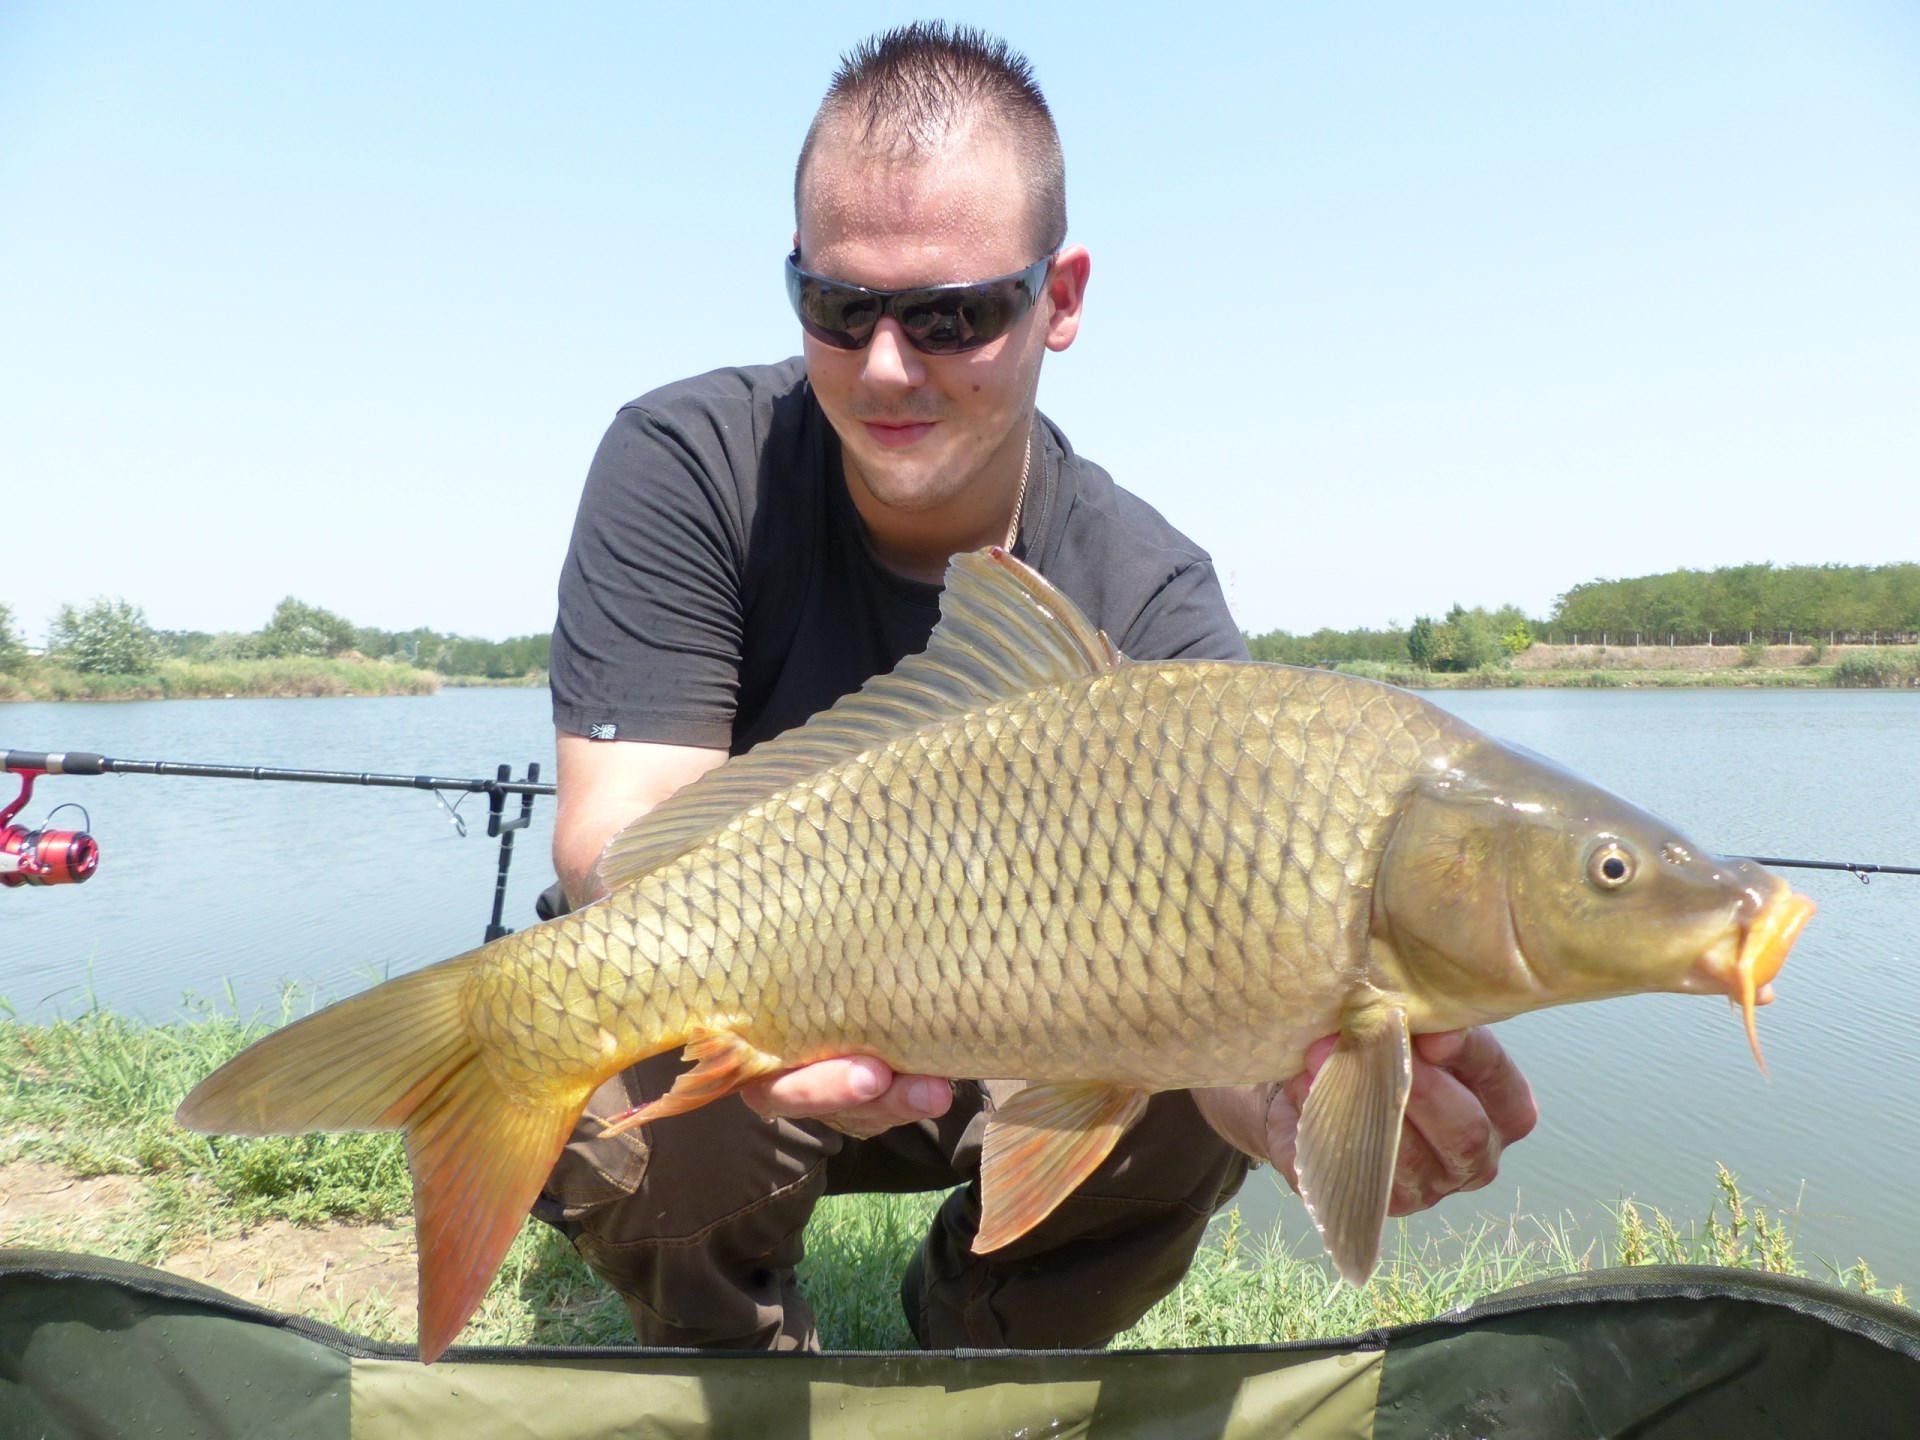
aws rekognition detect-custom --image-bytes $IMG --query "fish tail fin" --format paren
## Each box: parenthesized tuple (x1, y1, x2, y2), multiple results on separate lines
(175, 952, 589, 1363)
(404, 1048, 583, 1362)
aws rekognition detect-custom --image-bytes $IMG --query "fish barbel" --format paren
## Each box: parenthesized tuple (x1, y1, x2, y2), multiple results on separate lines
(178, 549, 1815, 1360)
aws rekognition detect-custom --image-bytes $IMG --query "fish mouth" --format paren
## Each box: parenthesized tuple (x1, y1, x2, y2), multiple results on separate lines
(1696, 887, 1816, 1074)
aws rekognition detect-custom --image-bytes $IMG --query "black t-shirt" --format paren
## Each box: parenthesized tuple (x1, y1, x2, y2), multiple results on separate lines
(551, 358, 1246, 754)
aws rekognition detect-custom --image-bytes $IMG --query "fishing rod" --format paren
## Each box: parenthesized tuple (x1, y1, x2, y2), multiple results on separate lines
(2, 749, 552, 943)
(4, 748, 1914, 936)
(1741, 857, 1920, 882)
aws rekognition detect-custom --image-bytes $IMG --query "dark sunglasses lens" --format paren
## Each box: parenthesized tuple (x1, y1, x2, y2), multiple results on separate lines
(791, 275, 880, 349)
(898, 284, 1019, 355)
(786, 253, 1046, 354)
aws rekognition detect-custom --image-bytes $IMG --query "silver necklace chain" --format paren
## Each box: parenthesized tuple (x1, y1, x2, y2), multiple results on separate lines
(1004, 422, 1034, 550)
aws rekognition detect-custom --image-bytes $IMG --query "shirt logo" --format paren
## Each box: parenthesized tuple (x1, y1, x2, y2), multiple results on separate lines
(589, 723, 618, 741)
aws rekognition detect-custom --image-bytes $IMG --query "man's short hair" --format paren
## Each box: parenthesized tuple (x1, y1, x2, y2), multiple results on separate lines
(795, 22, 1068, 260)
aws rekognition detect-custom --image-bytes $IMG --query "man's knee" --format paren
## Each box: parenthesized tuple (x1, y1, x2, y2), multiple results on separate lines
(539, 1058, 841, 1349)
(578, 1179, 824, 1351)
(906, 1092, 1251, 1349)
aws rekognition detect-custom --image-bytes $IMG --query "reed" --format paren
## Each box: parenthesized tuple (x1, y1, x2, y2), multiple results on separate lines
(0, 657, 439, 702)
(1379, 666, 1841, 691)
(1830, 649, 1920, 688)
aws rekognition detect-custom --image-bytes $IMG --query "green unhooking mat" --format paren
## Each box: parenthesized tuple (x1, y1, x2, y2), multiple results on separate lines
(4, 1248, 1918, 1437)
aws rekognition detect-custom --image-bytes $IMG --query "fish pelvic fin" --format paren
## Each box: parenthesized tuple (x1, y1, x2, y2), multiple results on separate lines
(1294, 1005, 1413, 1287)
(972, 1081, 1151, 1254)
(174, 952, 590, 1363)
(594, 1025, 787, 1139)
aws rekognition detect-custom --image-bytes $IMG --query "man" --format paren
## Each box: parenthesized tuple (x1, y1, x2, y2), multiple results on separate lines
(540, 23, 1536, 1351)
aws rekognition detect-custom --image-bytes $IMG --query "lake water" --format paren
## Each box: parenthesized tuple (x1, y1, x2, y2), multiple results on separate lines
(3, 686, 1916, 1284)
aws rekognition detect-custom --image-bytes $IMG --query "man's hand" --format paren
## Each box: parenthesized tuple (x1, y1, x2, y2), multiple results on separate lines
(1195, 1027, 1538, 1217)
(740, 1056, 954, 1140)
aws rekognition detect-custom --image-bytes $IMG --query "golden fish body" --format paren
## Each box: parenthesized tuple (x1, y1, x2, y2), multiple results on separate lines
(471, 663, 1449, 1102)
(179, 549, 1814, 1361)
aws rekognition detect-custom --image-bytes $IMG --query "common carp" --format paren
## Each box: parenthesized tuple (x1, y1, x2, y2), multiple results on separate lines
(177, 548, 1815, 1361)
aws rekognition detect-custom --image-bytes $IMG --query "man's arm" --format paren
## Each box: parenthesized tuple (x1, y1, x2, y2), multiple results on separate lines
(555, 729, 952, 1135)
(554, 732, 729, 905)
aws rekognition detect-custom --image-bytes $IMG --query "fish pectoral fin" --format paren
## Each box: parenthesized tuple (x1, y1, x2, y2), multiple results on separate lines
(1294, 1006, 1413, 1288)
(596, 1026, 786, 1138)
(972, 1081, 1151, 1254)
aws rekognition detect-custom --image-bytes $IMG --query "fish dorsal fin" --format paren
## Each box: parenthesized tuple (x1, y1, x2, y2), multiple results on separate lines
(595, 547, 1123, 893)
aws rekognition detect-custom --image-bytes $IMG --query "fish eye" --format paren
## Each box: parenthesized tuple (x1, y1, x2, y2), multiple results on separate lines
(1587, 841, 1637, 890)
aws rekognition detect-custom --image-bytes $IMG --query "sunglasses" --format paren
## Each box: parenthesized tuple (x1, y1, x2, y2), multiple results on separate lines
(785, 250, 1054, 355)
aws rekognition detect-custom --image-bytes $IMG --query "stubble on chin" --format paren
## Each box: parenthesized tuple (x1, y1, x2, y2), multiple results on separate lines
(847, 453, 965, 514)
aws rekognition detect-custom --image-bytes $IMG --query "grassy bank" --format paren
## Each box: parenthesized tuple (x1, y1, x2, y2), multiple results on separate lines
(436, 673, 550, 689)
(0, 657, 441, 702)
(1, 1007, 1906, 1348)
(1334, 655, 1920, 690)
(7, 654, 1915, 702)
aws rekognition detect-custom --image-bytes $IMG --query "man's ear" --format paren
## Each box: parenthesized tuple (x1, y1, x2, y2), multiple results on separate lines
(1044, 245, 1090, 352)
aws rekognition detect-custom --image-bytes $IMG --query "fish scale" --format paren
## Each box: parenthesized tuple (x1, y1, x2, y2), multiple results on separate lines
(464, 663, 1455, 1102)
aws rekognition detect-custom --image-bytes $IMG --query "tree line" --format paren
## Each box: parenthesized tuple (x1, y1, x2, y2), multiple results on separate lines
(9, 562, 1916, 682)
(0, 596, 550, 680)
(1548, 563, 1920, 644)
(1245, 562, 1920, 670)
(1247, 605, 1534, 674)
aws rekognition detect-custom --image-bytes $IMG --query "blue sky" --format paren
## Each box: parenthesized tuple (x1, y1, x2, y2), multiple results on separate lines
(3, 2, 1915, 644)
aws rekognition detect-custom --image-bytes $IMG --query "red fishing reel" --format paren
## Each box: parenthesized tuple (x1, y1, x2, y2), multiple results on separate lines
(0, 769, 99, 887)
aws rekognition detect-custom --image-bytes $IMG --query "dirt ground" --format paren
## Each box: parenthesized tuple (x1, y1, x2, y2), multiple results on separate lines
(0, 1158, 417, 1318)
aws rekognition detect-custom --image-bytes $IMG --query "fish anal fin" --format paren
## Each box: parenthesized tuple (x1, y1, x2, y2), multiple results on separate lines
(1295, 1005, 1413, 1287)
(973, 1081, 1150, 1254)
(596, 1025, 786, 1138)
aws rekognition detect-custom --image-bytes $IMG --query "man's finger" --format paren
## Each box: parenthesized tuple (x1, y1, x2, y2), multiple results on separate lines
(1401, 1063, 1499, 1194)
(742, 1056, 893, 1118)
(1268, 1028, 1537, 1220)
(1263, 1078, 1310, 1190)
(742, 1058, 953, 1137)
(1386, 1126, 1450, 1216)
(1415, 1026, 1538, 1145)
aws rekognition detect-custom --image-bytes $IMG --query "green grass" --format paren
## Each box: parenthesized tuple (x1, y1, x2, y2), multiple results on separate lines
(1, 1007, 1908, 1348)
(1831, 648, 1920, 687)
(1325, 660, 1858, 690)
(1444, 668, 1836, 690)
(0, 999, 413, 1260)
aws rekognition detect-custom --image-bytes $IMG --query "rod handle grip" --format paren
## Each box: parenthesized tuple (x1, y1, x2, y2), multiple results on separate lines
(1, 750, 107, 775)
